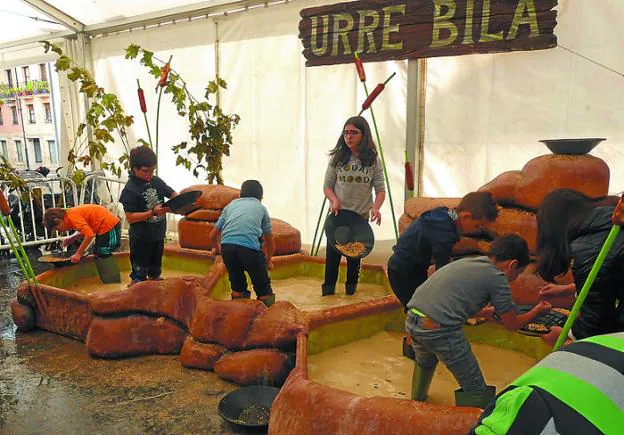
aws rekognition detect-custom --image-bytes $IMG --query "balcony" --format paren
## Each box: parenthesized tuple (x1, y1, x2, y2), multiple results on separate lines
(0, 80, 50, 101)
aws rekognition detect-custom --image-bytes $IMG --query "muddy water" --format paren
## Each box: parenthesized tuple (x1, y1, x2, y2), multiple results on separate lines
(271, 277, 387, 311)
(0, 257, 257, 434)
(65, 269, 204, 294)
(308, 331, 536, 406)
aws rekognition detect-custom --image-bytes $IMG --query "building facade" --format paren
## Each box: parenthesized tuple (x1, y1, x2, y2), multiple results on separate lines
(0, 62, 60, 173)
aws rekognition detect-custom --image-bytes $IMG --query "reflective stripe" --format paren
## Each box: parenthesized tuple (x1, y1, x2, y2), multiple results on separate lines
(410, 307, 427, 318)
(536, 351, 624, 411)
(513, 366, 624, 434)
(539, 418, 559, 435)
(475, 386, 533, 435)
(581, 334, 624, 352)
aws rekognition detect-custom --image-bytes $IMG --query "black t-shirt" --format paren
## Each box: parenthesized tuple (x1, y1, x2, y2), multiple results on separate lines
(119, 173, 174, 241)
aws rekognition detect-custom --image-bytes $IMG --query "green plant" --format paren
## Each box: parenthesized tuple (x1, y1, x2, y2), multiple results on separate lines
(42, 41, 133, 182)
(125, 44, 240, 184)
(0, 154, 27, 192)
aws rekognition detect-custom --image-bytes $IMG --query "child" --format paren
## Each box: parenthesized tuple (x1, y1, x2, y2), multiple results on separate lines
(119, 146, 177, 285)
(535, 189, 624, 345)
(44, 204, 121, 263)
(208, 180, 275, 307)
(407, 234, 552, 407)
(387, 191, 499, 310)
(322, 115, 386, 296)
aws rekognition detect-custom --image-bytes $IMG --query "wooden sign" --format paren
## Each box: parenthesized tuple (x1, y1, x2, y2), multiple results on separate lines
(299, 0, 558, 66)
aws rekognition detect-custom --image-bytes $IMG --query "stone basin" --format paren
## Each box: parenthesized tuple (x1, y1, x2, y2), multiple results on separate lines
(12, 245, 215, 340)
(269, 306, 551, 434)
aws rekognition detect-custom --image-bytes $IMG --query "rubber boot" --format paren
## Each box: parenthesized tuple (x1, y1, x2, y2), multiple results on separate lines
(321, 284, 335, 296)
(259, 294, 276, 307)
(454, 385, 496, 408)
(345, 283, 357, 296)
(95, 256, 121, 284)
(410, 363, 436, 401)
(402, 336, 416, 360)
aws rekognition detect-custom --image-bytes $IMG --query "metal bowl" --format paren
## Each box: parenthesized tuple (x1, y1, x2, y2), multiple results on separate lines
(218, 385, 280, 428)
(539, 138, 605, 155)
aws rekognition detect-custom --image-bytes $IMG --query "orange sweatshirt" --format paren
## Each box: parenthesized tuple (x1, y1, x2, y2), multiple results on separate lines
(64, 204, 119, 238)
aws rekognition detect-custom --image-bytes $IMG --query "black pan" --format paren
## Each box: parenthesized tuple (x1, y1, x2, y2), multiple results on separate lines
(493, 305, 569, 337)
(163, 190, 202, 215)
(324, 209, 374, 259)
(218, 385, 280, 428)
(38, 250, 87, 267)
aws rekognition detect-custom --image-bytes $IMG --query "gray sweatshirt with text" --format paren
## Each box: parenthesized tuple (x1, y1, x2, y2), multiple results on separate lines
(323, 155, 385, 219)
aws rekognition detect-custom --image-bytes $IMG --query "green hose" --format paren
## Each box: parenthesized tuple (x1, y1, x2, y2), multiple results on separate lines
(552, 225, 621, 351)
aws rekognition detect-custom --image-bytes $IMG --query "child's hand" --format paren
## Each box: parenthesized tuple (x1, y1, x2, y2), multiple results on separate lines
(330, 199, 341, 215)
(370, 208, 382, 225)
(152, 205, 167, 217)
(538, 283, 575, 299)
(70, 253, 82, 264)
(535, 300, 552, 315)
(267, 259, 274, 270)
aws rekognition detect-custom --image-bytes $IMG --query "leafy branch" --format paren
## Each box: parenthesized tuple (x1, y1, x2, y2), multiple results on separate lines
(125, 44, 240, 184)
(42, 41, 134, 181)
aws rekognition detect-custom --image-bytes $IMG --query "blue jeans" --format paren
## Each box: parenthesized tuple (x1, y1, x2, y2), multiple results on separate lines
(406, 312, 487, 392)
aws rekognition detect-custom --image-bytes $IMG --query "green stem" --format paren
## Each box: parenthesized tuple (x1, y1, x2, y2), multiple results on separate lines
(0, 216, 33, 285)
(311, 197, 327, 257)
(155, 86, 163, 160)
(8, 216, 37, 283)
(361, 80, 399, 241)
(552, 225, 621, 351)
(154, 55, 173, 171)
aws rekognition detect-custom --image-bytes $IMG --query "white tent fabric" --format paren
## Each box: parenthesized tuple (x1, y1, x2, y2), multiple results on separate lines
(424, 0, 624, 196)
(90, 0, 407, 244)
(2, 0, 624, 246)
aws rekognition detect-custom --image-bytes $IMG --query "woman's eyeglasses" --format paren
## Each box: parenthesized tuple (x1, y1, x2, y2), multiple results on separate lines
(344, 130, 362, 137)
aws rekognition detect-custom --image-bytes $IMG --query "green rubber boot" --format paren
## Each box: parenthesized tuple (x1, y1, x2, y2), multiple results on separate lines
(411, 363, 436, 401)
(95, 256, 121, 284)
(454, 385, 496, 408)
(260, 294, 276, 307)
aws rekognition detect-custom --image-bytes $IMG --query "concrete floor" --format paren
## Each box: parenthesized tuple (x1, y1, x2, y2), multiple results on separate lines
(0, 254, 263, 434)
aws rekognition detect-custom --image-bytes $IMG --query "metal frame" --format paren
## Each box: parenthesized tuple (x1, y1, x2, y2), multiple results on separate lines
(23, 0, 85, 32)
(0, 0, 287, 49)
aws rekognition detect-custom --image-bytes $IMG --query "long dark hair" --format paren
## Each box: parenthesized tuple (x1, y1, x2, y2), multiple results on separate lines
(536, 188, 617, 281)
(329, 116, 378, 167)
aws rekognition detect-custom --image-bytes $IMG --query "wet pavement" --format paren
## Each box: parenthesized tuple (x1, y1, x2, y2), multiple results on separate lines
(0, 254, 264, 434)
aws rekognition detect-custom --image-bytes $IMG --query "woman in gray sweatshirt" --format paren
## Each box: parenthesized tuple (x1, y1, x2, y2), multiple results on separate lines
(321, 116, 386, 296)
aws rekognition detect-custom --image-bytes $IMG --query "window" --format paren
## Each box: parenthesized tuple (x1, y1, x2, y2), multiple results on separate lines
(27, 104, 35, 123)
(31, 139, 42, 163)
(39, 63, 48, 82)
(0, 109, 3, 125)
(44, 103, 52, 122)
(0, 140, 7, 158)
(6, 69, 13, 87)
(15, 140, 23, 163)
(11, 106, 18, 124)
(48, 140, 58, 165)
(22, 66, 30, 83)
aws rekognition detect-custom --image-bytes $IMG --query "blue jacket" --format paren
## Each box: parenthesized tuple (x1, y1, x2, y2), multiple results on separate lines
(388, 207, 459, 273)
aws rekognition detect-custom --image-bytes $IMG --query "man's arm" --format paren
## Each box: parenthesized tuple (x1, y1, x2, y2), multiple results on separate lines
(499, 301, 552, 331)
